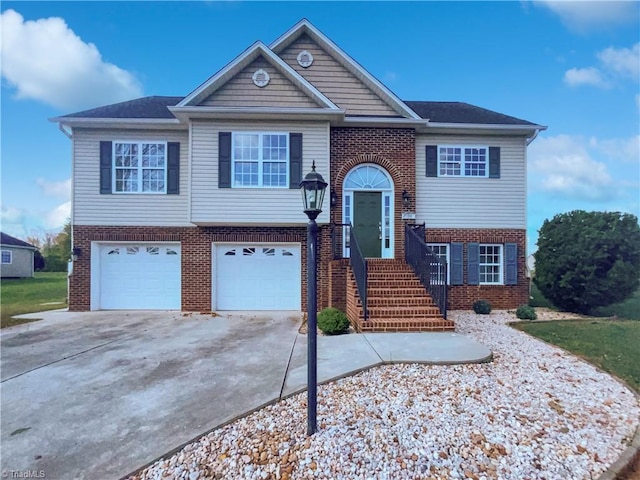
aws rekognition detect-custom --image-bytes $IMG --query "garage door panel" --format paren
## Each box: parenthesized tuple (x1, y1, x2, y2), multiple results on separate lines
(99, 244, 181, 310)
(215, 245, 301, 310)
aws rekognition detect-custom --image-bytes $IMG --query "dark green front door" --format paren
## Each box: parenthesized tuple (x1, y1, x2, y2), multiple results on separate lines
(354, 191, 382, 258)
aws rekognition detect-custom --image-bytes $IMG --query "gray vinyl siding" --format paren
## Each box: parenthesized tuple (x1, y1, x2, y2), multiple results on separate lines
(0, 247, 34, 278)
(279, 34, 397, 117)
(191, 119, 330, 225)
(201, 56, 320, 108)
(415, 134, 527, 229)
(73, 128, 191, 226)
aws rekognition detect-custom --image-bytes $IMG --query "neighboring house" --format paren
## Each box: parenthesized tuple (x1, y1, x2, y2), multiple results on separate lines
(51, 19, 545, 330)
(526, 254, 536, 278)
(1, 232, 36, 278)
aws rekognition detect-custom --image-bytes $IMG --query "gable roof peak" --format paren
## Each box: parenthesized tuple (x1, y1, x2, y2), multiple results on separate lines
(270, 19, 419, 120)
(177, 40, 339, 110)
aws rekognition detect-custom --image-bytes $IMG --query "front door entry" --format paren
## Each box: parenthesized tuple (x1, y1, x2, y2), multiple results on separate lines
(353, 191, 382, 258)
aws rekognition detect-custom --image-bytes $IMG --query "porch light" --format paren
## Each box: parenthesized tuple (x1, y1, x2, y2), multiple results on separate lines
(402, 189, 411, 207)
(300, 160, 327, 436)
(72, 247, 81, 261)
(330, 190, 338, 208)
(300, 161, 328, 221)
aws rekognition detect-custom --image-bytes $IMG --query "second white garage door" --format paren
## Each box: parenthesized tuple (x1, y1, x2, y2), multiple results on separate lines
(215, 244, 301, 310)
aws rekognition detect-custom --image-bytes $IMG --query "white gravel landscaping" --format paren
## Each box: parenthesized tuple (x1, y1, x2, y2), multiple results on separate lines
(130, 311, 639, 480)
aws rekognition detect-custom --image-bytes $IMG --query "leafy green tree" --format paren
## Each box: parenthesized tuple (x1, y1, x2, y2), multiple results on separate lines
(534, 211, 640, 314)
(27, 220, 72, 272)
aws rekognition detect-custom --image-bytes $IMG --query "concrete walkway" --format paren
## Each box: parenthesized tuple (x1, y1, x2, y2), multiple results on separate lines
(0, 311, 491, 480)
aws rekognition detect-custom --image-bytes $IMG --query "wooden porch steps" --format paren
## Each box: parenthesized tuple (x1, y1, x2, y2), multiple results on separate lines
(346, 258, 454, 333)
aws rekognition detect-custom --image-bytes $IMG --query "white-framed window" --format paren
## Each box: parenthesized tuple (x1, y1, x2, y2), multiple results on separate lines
(1, 250, 12, 264)
(232, 132, 288, 187)
(113, 141, 167, 193)
(439, 146, 488, 177)
(427, 243, 449, 284)
(480, 244, 503, 284)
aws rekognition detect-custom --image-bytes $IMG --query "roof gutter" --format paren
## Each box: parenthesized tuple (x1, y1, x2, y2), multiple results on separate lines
(427, 122, 546, 131)
(58, 123, 72, 139)
(49, 117, 183, 129)
(340, 116, 428, 127)
(168, 106, 346, 123)
(526, 126, 547, 145)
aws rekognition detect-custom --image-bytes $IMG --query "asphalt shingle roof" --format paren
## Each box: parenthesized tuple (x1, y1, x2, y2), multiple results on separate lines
(1, 232, 36, 249)
(60, 96, 183, 119)
(404, 101, 537, 126)
(58, 97, 537, 126)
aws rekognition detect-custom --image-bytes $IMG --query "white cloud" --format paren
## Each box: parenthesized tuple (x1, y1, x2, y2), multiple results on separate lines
(590, 135, 640, 163)
(563, 67, 609, 88)
(535, 1, 639, 31)
(0, 205, 27, 224)
(597, 44, 640, 80)
(36, 177, 71, 200)
(0, 9, 142, 111)
(45, 202, 71, 229)
(529, 134, 615, 201)
(564, 43, 640, 90)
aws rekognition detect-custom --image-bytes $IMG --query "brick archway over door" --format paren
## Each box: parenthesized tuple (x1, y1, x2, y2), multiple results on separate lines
(330, 127, 416, 259)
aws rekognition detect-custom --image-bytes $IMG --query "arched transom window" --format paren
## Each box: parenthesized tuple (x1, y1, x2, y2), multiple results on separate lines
(344, 164, 392, 190)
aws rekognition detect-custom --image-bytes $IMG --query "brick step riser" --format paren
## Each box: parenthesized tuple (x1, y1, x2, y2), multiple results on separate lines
(360, 311, 443, 319)
(367, 266, 415, 273)
(353, 306, 440, 314)
(365, 282, 425, 289)
(357, 325, 455, 333)
(367, 272, 418, 278)
(365, 300, 436, 308)
(368, 288, 429, 296)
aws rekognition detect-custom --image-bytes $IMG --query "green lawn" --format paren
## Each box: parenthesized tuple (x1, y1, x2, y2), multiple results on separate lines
(591, 287, 640, 320)
(529, 282, 640, 321)
(514, 319, 640, 392)
(1, 272, 68, 328)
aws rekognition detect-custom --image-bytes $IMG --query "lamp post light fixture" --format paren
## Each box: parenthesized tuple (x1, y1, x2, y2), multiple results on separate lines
(299, 160, 327, 436)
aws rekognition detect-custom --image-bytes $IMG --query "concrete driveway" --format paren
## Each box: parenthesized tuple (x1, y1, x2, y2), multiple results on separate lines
(1, 310, 301, 480)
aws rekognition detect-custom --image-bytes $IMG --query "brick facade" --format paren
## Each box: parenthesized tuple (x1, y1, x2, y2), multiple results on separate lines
(70, 128, 527, 314)
(71, 225, 334, 312)
(330, 127, 416, 259)
(425, 227, 528, 310)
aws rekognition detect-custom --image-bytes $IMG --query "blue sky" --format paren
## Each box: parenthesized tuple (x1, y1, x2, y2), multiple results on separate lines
(1, 1, 638, 254)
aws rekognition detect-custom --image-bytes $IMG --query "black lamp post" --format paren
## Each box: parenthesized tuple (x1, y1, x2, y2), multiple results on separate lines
(299, 160, 327, 436)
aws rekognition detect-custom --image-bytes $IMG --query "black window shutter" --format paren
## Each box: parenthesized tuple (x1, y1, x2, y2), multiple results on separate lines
(100, 141, 112, 194)
(505, 243, 518, 285)
(450, 242, 463, 285)
(218, 132, 231, 188)
(426, 145, 438, 177)
(167, 142, 180, 194)
(289, 133, 303, 189)
(467, 242, 480, 285)
(489, 146, 500, 178)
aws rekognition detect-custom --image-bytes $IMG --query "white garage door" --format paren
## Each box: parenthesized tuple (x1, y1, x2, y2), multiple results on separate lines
(215, 244, 301, 310)
(99, 244, 181, 309)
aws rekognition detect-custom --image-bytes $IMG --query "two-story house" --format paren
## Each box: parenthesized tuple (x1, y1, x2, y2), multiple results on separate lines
(52, 19, 545, 331)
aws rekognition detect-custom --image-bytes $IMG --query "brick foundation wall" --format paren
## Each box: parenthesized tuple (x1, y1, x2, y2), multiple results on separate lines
(328, 259, 349, 312)
(71, 225, 334, 312)
(425, 228, 528, 310)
